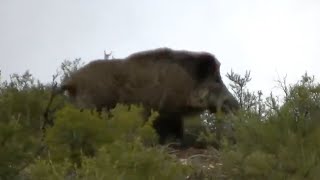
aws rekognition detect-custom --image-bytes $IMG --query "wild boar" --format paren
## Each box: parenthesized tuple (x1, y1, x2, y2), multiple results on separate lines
(59, 48, 239, 145)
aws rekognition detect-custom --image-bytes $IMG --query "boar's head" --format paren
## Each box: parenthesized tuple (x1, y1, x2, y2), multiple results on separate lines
(127, 48, 240, 114)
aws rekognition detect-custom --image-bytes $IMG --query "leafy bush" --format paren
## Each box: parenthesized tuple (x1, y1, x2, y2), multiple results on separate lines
(27, 142, 191, 180)
(26, 104, 190, 180)
(220, 73, 320, 179)
(0, 71, 54, 179)
(44, 104, 159, 165)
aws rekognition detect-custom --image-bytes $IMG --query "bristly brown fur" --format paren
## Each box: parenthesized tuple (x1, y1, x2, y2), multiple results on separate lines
(62, 58, 197, 112)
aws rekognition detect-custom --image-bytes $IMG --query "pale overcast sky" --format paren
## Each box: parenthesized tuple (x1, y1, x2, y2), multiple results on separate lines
(0, 0, 319, 96)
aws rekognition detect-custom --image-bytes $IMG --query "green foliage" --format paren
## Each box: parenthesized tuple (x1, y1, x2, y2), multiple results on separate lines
(183, 110, 238, 150)
(27, 142, 191, 180)
(44, 104, 110, 165)
(0, 118, 35, 179)
(1, 71, 47, 131)
(44, 104, 159, 165)
(0, 60, 190, 180)
(27, 159, 73, 180)
(184, 113, 223, 149)
(27, 104, 190, 180)
(106, 104, 159, 145)
(220, 73, 320, 179)
(0, 71, 55, 179)
(76, 142, 190, 180)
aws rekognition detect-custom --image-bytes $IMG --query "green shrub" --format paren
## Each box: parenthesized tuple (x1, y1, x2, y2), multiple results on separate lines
(44, 104, 159, 165)
(27, 141, 191, 180)
(220, 73, 320, 179)
(0, 71, 55, 179)
(27, 104, 191, 180)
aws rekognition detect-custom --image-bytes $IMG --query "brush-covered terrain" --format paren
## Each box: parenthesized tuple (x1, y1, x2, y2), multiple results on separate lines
(1, 59, 320, 180)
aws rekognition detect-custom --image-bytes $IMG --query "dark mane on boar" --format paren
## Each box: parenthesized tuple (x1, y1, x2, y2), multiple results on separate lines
(57, 48, 239, 146)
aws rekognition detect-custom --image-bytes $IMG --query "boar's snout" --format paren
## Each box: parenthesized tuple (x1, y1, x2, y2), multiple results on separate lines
(189, 82, 240, 114)
(216, 84, 240, 114)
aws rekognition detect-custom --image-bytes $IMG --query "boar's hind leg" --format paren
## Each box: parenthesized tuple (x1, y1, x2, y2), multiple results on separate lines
(152, 112, 184, 145)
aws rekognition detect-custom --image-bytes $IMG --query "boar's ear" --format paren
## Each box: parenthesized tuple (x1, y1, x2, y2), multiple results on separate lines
(196, 53, 220, 80)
